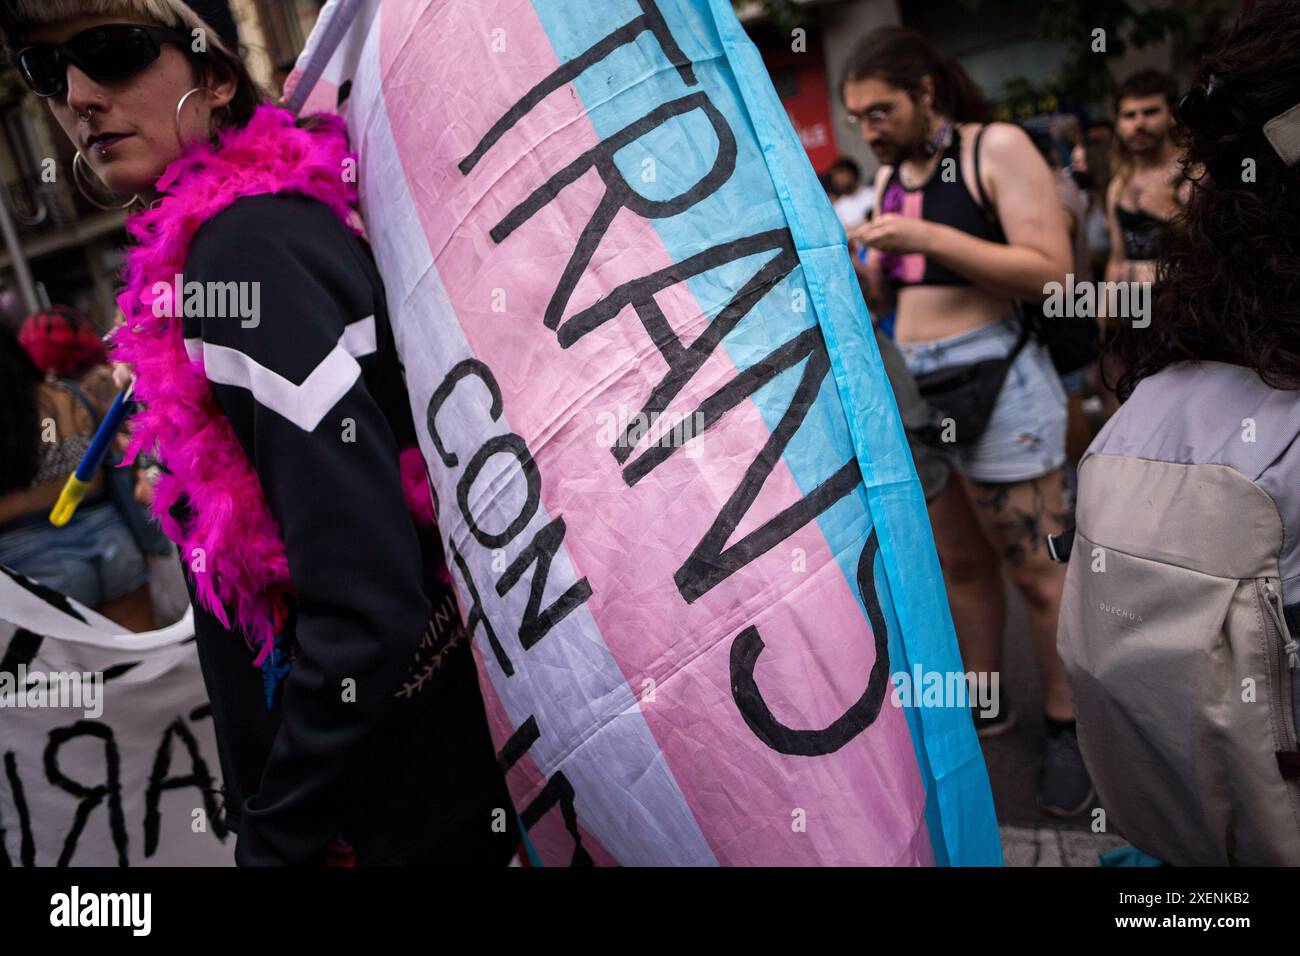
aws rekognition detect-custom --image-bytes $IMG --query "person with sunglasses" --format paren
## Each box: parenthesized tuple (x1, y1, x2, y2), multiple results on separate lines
(0, 0, 518, 867)
(9, 13, 249, 206)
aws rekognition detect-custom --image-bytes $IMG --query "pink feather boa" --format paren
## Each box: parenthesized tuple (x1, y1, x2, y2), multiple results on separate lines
(111, 103, 433, 664)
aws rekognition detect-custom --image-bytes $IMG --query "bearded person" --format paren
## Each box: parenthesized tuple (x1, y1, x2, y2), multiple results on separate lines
(841, 28, 1091, 816)
(1105, 70, 1192, 287)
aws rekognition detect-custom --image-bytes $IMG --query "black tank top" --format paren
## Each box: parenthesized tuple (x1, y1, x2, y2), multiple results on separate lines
(876, 124, 1003, 287)
(1114, 165, 1189, 261)
(1116, 204, 1167, 260)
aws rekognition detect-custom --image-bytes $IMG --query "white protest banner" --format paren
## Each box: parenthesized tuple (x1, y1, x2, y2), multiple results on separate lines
(0, 565, 233, 866)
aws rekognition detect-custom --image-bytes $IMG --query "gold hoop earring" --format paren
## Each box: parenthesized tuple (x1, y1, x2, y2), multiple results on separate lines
(73, 151, 139, 211)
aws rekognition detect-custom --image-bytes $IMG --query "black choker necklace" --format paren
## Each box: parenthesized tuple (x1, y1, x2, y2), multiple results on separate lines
(900, 121, 955, 188)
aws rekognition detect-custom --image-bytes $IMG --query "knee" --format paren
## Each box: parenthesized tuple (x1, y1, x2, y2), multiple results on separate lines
(1007, 559, 1065, 613)
(940, 548, 1001, 589)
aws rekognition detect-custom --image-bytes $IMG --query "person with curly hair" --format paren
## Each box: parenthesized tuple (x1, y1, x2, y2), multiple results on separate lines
(1061, 0, 1300, 864)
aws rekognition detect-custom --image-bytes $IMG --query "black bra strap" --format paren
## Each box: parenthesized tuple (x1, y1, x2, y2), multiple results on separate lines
(971, 123, 1006, 243)
(57, 378, 102, 430)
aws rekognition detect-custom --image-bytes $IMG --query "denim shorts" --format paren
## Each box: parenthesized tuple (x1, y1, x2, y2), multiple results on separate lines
(897, 318, 1067, 483)
(1059, 368, 1086, 395)
(0, 499, 149, 607)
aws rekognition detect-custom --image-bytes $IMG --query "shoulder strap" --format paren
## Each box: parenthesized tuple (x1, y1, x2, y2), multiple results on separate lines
(57, 378, 101, 430)
(971, 123, 1005, 242)
(969, 124, 1037, 338)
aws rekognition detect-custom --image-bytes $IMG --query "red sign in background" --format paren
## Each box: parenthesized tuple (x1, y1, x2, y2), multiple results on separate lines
(759, 35, 838, 174)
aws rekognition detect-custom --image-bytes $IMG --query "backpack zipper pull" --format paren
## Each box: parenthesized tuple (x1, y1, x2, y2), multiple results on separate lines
(1265, 582, 1298, 670)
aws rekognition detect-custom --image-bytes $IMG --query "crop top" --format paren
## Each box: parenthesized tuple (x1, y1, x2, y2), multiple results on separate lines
(876, 124, 1004, 288)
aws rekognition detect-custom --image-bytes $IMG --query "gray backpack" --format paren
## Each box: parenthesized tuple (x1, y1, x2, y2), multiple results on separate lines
(1058, 362, 1300, 865)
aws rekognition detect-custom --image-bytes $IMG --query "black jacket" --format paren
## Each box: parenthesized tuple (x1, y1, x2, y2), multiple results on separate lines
(178, 193, 516, 866)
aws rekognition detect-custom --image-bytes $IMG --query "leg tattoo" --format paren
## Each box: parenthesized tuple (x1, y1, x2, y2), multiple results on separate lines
(970, 477, 1070, 565)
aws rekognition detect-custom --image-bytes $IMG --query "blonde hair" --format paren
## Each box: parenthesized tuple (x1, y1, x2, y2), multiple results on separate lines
(0, 0, 270, 130)
(2, 0, 234, 59)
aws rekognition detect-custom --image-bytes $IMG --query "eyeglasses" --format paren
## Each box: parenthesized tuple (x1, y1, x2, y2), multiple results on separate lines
(844, 102, 897, 129)
(17, 23, 193, 98)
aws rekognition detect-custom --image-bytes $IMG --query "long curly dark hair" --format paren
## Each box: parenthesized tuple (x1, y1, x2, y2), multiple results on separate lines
(1110, 0, 1300, 399)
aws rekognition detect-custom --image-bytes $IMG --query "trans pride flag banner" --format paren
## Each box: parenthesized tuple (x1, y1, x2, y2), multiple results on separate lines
(285, 0, 1000, 866)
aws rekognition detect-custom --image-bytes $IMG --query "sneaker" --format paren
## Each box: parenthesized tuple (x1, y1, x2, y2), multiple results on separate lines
(972, 696, 1017, 738)
(1038, 725, 1096, 817)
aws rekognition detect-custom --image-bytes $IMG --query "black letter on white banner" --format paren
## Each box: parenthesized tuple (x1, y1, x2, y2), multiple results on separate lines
(457, 433, 542, 550)
(426, 359, 503, 468)
(0, 751, 34, 866)
(44, 721, 129, 867)
(144, 716, 228, 856)
(450, 541, 513, 678)
(495, 518, 592, 649)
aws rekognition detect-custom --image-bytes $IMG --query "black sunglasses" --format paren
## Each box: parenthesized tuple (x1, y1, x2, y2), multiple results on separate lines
(17, 23, 193, 98)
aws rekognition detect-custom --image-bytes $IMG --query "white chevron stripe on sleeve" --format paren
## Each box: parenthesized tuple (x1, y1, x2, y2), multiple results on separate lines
(198, 315, 378, 432)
